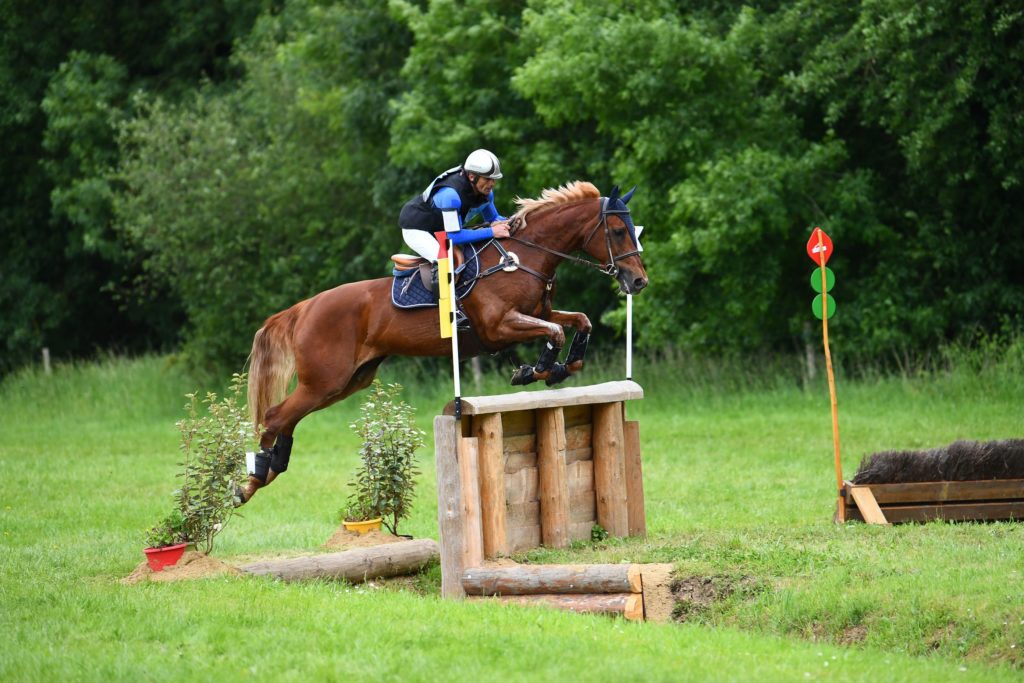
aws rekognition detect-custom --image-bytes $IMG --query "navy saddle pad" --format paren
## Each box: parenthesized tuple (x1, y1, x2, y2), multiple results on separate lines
(390, 243, 481, 309)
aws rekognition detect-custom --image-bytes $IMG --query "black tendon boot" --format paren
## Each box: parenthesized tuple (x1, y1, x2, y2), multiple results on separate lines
(270, 434, 293, 474)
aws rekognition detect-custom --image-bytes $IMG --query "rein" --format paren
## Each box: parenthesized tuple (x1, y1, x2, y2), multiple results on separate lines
(470, 197, 640, 289)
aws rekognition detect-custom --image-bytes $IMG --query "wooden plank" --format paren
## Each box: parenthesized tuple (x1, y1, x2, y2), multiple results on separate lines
(433, 416, 464, 598)
(569, 490, 596, 523)
(845, 479, 1024, 505)
(849, 485, 889, 525)
(458, 437, 484, 569)
(565, 425, 592, 451)
(623, 420, 646, 537)
(592, 401, 629, 537)
(507, 525, 541, 553)
(565, 447, 592, 466)
(537, 406, 570, 548)
(504, 467, 538, 504)
(445, 380, 644, 416)
(474, 413, 508, 558)
(462, 564, 642, 595)
(504, 450, 537, 474)
(467, 593, 642, 620)
(567, 459, 594, 494)
(507, 501, 541, 528)
(500, 409, 535, 436)
(563, 404, 592, 428)
(503, 433, 536, 455)
(878, 501, 1024, 523)
(241, 539, 440, 583)
(569, 521, 593, 541)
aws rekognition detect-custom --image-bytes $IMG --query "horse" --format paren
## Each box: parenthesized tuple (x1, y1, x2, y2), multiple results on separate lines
(238, 181, 648, 504)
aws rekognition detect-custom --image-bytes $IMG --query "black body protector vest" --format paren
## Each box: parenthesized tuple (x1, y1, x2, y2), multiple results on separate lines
(399, 167, 490, 233)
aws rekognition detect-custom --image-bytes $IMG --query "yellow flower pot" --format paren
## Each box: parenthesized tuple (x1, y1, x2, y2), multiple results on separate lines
(343, 518, 382, 534)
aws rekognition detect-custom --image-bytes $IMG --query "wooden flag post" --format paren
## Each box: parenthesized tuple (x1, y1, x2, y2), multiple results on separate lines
(806, 227, 844, 521)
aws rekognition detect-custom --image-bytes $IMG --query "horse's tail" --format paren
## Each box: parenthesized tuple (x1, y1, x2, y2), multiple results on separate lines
(247, 300, 307, 435)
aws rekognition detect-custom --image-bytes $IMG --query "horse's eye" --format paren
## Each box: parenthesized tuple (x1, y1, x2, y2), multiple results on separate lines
(612, 228, 626, 240)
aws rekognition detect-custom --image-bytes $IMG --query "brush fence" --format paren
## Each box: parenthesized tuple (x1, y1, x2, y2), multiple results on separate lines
(434, 381, 646, 599)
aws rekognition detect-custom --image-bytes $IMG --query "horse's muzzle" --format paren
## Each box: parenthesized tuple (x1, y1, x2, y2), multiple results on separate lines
(618, 270, 649, 295)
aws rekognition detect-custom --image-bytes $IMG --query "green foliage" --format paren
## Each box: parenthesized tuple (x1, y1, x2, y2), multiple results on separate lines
(144, 509, 187, 549)
(345, 380, 424, 535)
(4, 0, 1024, 374)
(172, 373, 252, 553)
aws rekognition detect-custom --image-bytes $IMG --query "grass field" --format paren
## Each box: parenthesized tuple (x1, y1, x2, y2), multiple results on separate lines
(1, 343, 1022, 681)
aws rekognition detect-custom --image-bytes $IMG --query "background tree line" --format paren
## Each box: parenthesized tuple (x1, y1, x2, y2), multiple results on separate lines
(3, 0, 1021, 375)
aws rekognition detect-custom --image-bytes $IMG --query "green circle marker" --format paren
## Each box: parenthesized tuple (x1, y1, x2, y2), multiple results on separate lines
(810, 266, 835, 293)
(812, 294, 836, 320)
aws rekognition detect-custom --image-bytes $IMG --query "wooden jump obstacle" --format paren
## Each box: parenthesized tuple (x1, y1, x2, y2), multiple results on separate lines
(841, 480, 1024, 525)
(434, 380, 661, 619)
(239, 539, 439, 583)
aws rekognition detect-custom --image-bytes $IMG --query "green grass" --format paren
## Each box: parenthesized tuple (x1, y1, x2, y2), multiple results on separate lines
(1, 347, 1022, 681)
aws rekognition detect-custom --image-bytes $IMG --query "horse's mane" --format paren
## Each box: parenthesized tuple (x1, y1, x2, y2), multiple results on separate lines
(512, 181, 599, 223)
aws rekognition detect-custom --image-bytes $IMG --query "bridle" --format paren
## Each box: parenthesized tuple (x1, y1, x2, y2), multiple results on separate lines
(499, 196, 641, 280)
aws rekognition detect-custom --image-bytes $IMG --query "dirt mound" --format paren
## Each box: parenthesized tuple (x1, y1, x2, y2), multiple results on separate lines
(322, 525, 409, 550)
(122, 551, 242, 584)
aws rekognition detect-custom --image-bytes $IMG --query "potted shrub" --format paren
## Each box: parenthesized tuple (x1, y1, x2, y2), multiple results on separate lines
(143, 509, 189, 571)
(143, 373, 251, 568)
(341, 497, 382, 535)
(341, 380, 424, 536)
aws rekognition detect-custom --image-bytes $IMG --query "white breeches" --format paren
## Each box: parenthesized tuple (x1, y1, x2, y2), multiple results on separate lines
(402, 229, 441, 262)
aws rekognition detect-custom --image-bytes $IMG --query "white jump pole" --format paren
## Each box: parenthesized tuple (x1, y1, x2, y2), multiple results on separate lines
(626, 294, 633, 381)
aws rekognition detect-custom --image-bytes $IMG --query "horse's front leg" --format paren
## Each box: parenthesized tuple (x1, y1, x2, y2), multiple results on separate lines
(487, 311, 566, 386)
(540, 310, 592, 386)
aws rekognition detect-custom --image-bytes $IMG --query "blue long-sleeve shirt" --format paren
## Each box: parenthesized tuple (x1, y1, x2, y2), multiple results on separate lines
(433, 187, 506, 244)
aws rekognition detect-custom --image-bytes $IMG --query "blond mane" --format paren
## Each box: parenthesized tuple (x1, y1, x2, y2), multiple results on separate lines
(512, 181, 599, 223)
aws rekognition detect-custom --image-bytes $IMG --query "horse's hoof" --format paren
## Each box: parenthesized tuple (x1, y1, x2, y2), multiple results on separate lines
(232, 486, 249, 508)
(510, 365, 536, 385)
(544, 363, 571, 386)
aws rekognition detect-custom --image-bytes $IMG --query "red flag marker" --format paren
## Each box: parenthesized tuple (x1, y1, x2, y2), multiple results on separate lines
(806, 228, 833, 266)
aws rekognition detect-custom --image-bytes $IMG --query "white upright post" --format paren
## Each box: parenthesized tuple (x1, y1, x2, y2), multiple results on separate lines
(625, 294, 633, 381)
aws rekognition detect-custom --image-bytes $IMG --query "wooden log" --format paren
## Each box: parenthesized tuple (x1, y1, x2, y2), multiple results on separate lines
(567, 459, 594, 494)
(569, 490, 596, 523)
(563, 404, 592, 428)
(537, 406, 570, 548)
(503, 433, 536, 455)
(434, 415, 464, 598)
(503, 450, 537, 474)
(459, 436, 484, 569)
(445, 380, 644, 415)
(592, 402, 629, 537)
(240, 539, 439, 583)
(565, 425, 592, 451)
(467, 593, 643, 621)
(623, 420, 646, 537)
(462, 563, 642, 595)
(474, 413, 508, 558)
(504, 467, 538, 504)
(500, 409, 535, 436)
(506, 500, 541, 527)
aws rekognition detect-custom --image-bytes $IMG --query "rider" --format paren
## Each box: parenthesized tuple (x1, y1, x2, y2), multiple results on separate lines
(398, 149, 512, 263)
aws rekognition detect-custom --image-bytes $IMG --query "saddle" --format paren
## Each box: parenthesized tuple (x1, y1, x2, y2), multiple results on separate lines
(390, 247, 465, 292)
(389, 244, 479, 311)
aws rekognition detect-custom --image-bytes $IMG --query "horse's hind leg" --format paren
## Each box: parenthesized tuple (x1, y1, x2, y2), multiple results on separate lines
(510, 310, 592, 386)
(237, 383, 328, 505)
(237, 358, 386, 505)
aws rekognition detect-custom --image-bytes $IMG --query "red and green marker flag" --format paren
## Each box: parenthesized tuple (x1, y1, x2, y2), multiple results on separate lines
(806, 227, 845, 520)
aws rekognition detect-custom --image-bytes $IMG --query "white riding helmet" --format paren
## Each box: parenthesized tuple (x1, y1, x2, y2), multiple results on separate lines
(463, 149, 503, 179)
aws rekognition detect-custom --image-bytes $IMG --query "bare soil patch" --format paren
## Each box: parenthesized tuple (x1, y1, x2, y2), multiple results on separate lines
(671, 574, 761, 622)
(121, 551, 241, 584)
(322, 526, 408, 550)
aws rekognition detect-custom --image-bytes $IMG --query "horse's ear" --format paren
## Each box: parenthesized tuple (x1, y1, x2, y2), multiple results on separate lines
(622, 185, 637, 204)
(608, 185, 620, 203)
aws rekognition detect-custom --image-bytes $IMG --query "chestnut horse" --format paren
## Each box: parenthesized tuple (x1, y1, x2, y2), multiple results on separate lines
(238, 181, 647, 504)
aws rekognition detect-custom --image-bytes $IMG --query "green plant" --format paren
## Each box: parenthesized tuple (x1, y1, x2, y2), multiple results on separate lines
(345, 380, 424, 535)
(169, 373, 251, 553)
(144, 509, 187, 549)
(340, 498, 379, 524)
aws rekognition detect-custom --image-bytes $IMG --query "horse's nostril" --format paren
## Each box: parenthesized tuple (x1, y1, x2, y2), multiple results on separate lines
(633, 277, 647, 291)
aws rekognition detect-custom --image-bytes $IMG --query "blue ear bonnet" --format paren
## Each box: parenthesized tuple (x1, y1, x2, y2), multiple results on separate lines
(606, 185, 639, 248)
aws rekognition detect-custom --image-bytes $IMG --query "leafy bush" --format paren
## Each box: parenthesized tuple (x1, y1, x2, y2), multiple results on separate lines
(343, 381, 424, 535)
(145, 373, 251, 552)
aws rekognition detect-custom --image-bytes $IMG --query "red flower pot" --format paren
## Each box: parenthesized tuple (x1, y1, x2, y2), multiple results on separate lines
(143, 543, 188, 571)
